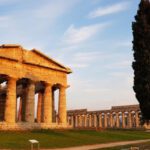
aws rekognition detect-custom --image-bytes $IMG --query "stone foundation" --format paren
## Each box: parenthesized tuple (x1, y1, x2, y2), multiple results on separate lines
(0, 122, 72, 130)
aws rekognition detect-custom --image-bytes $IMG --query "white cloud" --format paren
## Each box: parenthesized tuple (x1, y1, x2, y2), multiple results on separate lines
(63, 23, 110, 45)
(89, 2, 130, 18)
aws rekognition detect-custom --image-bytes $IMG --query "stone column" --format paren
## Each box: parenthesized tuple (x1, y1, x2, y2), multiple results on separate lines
(104, 113, 107, 128)
(75, 115, 78, 127)
(37, 92, 43, 123)
(116, 113, 120, 128)
(99, 114, 102, 128)
(84, 115, 87, 127)
(94, 114, 97, 127)
(122, 112, 125, 128)
(25, 81, 35, 123)
(20, 91, 27, 122)
(18, 97, 22, 121)
(58, 85, 67, 124)
(43, 83, 52, 124)
(52, 89, 55, 122)
(0, 94, 6, 121)
(71, 116, 74, 126)
(89, 115, 92, 127)
(135, 112, 139, 128)
(4, 77, 17, 123)
(110, 113, 113, 128)
(128, 112, 132, 128)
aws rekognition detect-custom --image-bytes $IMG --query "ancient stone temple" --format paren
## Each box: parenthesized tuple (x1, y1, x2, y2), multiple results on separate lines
(0, 44, 71, 130)
(67, 105, 144, 129)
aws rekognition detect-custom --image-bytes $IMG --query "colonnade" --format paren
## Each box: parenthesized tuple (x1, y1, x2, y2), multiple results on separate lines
(67, 106, 141, 129)
(0, 76, 67, 125)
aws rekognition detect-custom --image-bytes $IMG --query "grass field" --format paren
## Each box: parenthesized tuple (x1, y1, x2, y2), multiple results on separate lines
(0, 129, 149, 149)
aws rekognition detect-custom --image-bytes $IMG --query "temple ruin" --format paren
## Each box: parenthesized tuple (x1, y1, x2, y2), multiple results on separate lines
(67, 105, 150, 129)
(0, 44, 71, 130)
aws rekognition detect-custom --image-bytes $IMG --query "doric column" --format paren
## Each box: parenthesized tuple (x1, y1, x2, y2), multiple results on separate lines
(94, 114, 97, 127)
(122, 112, 125, 128)
(99, 114, 102, 128)
(71, 116, 74, 126)
(128, 112, 132, 128)
(110, 113, 113, 128)
(116, 113, 120, 128)
(104, 113, 107, 128)
(52, 89, 55, 122)
(135, 112, 139, 128)
(43, 83, 52, 124)
(25, 81, 35, 123)
(58, 85, 67, 124)
(37, 92, 43, 123)
(4, 77, 17, 123)
(89, 115, 92, 127)
(84, 115, 87, 127)
(0, 94, 6, 121)
(75, 115, 78, 127)
(18, 97, 22, 121)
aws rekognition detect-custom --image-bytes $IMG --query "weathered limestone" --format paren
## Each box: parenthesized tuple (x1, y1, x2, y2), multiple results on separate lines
(18, 97, 22, 121)
(0, 44, 71, 130)
(43, 83, 52, 124)
(116, 113, 120, 128)
(37, 92, 43, 123)
(135, 112, 139, 127)
(4, 77, 17, 123)
(104, 113, 107, 128)
(99, 114, 102, 128)
(25, 81, 35, 123)
(122, 112, 125, 128)
(58, 85, 67, 124)
(128, 112, 132, 128)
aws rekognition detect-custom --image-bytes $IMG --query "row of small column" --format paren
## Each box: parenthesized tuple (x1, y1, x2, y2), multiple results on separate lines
(68, 112, 140, 128)
(4, 77, 67, 124)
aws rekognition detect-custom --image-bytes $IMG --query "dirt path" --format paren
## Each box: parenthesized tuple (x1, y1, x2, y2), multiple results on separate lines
(42, 139, 150, 150)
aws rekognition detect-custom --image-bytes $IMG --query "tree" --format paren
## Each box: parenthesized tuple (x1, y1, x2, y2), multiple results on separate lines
(132, 0, 150, 121)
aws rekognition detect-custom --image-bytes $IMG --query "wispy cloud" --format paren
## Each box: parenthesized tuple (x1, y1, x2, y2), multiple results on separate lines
(88, 2, 130, 18)
(63, 23, 110, 45)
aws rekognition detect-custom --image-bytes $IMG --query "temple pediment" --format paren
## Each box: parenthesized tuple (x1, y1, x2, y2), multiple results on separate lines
(0, 44, 71, 73)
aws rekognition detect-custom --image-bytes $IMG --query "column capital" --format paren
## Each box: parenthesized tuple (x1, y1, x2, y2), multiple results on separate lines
(7, 76, 18, 81)
(44, 82, 53, 87)
(59, 84, 70, 89)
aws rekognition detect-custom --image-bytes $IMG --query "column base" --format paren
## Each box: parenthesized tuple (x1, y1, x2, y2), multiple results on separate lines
(0, 122, 72, 130)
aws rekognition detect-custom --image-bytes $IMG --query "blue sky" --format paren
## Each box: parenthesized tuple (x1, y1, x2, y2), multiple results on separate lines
(0, 0, 140, 110)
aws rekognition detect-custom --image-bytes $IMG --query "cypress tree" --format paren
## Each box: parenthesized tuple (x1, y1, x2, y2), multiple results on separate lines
(132, 0, 150, 121)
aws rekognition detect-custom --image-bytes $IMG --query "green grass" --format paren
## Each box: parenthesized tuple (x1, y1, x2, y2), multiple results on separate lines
(0, 130, 149, 149)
